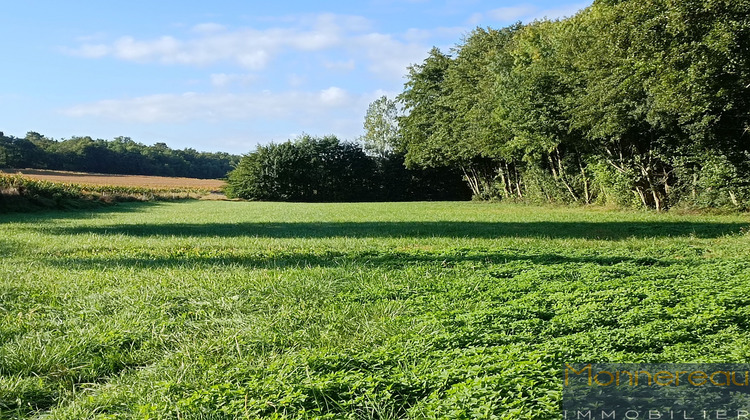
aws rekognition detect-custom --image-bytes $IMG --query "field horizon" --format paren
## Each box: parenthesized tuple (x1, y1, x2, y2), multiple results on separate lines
(0, 169, 227, 190)
(1, 201, 749, 418)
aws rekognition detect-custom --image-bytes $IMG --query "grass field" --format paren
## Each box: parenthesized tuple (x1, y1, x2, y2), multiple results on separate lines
(1, 201, 749, 418)
(0, 169, 226, 191)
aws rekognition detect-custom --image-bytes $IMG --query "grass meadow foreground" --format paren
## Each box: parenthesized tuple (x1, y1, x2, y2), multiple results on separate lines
(1, 201, 749, 419)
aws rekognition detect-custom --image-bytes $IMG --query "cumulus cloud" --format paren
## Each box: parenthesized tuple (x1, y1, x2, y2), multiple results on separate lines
(61, 88, 360, 124)
(483, 5, 539, 22)
(63, 13, 436, 81)
(319, 87, 350, 106)
(64, 14, 365, 70)
(351, 33, 427, 80)
(191, 23, 227, 33)
(469, 2, 589, 24)
(209, 73, 258, 87)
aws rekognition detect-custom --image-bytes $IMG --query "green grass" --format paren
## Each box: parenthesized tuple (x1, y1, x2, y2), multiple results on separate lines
(1, 201, 749, 419)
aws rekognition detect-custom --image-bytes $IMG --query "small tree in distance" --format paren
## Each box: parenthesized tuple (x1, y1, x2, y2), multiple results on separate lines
(360, 96, 400, 158)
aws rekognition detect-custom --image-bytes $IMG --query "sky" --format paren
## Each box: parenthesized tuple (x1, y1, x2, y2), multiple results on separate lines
(1, 0, 592, 154)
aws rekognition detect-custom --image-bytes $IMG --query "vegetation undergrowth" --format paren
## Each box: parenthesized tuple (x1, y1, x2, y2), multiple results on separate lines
(0, 201, 749, 418)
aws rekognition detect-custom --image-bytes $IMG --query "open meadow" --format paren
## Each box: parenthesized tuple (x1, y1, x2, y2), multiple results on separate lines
(1, 201, 750, 418)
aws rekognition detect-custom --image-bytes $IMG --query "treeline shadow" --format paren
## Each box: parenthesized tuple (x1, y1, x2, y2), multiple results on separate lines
(42, 220, 747, 240)
(0, 201, 162, 221)
(44, 249, 673, 272)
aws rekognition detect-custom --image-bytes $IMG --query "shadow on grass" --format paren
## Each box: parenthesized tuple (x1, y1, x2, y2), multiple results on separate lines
(43, 220, 747, 240)
(0, 201, 163, 222)
(46, 249, 674, 271)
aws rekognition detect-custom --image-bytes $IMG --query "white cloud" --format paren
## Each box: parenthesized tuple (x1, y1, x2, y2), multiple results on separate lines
(287, 73, 307, 87)
(61, 88, 360, 124)
(63, 13, 435, 81)
(352, 33, 428, 80)
(470, 2, 589, 24)
(319, 87, 350, 106)
(323, 59, 356, 71)
(68, 43, 110, 58)
(235, 50, 271, 70)
(113, 36, 181, 61)
(192, 23, 227, 33)
(487, 5, 539, 22)
(64, 14, 361, 70)
(209, 73, 258, 87)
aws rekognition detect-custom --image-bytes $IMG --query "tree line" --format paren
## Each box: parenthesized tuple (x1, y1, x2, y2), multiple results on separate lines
(225, 134, 470, 202)
(392, 0, 750, 210)
(0, 132, 239, 179)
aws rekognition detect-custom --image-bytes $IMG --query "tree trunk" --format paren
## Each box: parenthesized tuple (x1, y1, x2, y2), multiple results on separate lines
(514, 164, 523, 198)
(651, 189, 662, 212)
(537, 176, 552, 203)
(729, 190, 739, 207)
(692, 173, 698, 199)
(461, 166, 481, 198)
(548, 155, 559, 180)
(504, 162, 515, 197)
(497, 164, 511, 197)
(634, 186, 648, 208)
(579, 161, 590, 204)
(555, 148, 579, 202)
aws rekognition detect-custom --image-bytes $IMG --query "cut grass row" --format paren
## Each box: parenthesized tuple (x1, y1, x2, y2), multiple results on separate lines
(0, 201, 749, 418)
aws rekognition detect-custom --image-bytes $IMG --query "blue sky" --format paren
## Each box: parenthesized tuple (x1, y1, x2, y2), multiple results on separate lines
(1, 0, 591, 154)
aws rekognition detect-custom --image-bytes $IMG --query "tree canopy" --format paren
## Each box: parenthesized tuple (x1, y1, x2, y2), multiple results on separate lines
(394, 0, 750, 209)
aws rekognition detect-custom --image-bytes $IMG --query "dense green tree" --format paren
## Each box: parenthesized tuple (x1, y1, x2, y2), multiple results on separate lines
(492, 19, 590, 203)
(226, 135, 470, 202)
(393, 0, 750, 209)
(565, 0, 750, 209)
(397, 47, 453, 168)
(442, 26, 521, 199)
(398, 29, 521, 199)
(226, 135, 376, 202)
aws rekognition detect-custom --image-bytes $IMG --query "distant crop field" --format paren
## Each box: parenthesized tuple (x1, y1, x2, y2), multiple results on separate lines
(1, 201, 749, 418)
(0, 169, 226, 191)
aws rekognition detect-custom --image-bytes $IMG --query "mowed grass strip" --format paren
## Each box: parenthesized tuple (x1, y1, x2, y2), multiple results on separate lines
(0, 169, 226, 190)
(1, 201, 749, 419)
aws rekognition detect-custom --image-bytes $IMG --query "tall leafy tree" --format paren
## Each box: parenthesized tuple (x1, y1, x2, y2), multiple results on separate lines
(398, 29, 520, 199)
(493, 19, 590, 202)
(442, 26, 521, 199)
(397, 47, 453, 168)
